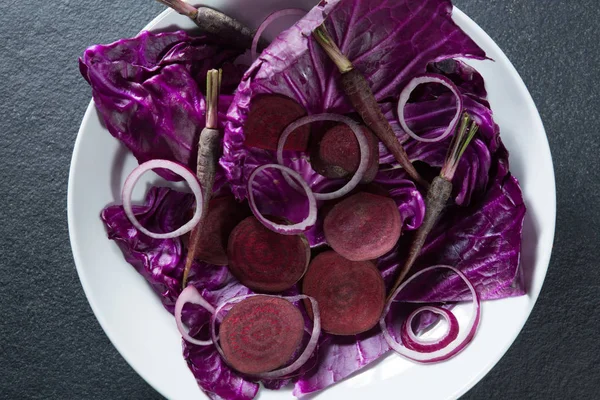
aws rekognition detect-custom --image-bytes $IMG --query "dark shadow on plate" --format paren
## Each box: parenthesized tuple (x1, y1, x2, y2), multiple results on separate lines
(520, 209, 540, 296)
(147, 23, 201, 35)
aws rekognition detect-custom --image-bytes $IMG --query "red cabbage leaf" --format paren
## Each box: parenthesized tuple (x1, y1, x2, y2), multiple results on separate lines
(80, 30, 245, 180)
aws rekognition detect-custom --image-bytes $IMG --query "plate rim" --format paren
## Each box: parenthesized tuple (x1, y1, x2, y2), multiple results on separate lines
(68, 5, 556, 400)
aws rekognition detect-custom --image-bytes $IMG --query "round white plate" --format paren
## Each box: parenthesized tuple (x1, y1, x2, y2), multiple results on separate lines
(68, 1, 556, 399)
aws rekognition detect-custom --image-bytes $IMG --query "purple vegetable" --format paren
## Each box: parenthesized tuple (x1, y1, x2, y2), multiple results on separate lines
(387, 113, 480, 298)
(79, 30, 245, 180)
(380, 147, 527, 302)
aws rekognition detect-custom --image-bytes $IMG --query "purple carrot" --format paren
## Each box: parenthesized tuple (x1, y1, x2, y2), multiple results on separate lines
(155, 0, 268, 50)
(312, 24, 428, 188)
(182, 69, 222, 287)
(387, 113, 479, 300)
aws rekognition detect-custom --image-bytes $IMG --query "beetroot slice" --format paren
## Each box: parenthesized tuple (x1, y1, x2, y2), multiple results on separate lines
(320, 182, 391, 221)
(310, 123, 379, 182)
(243, 94, 310, 151)
(227, 216, 310, 292)
(323, 192, 401, 261)
(302, 251, 385, 335)
(191, 196, 251, 265)
(220, 296, 305, 375)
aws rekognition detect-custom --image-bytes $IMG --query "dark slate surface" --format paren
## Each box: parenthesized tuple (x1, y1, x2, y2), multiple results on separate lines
(0, 0, 597, 399)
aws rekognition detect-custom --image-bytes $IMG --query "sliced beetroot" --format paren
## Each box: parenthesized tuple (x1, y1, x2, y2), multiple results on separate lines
(243, 94, 310, 151)
(219, 295, 305, 375)
(190, 196, 251, 265)
(227, 216, 310, 292)
(323, 192, 401, 261)
(319, 183, 390, 222)
(302, 251, 385, 335)
(310, 123, 379, 183)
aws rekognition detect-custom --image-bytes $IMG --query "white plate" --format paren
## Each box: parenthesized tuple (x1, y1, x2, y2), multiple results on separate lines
(68, 1, 556, 399)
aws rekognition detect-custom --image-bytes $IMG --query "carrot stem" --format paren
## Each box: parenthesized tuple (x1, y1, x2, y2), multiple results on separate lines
(387, 114, 479, 301)
(206, 69, 221, 129)
(312, 24, 427, 188)
(312, 25, 353, 74)
(157, 2, 268, 51)
(440, 113, 479, 181)
(182, 69, 223, 288)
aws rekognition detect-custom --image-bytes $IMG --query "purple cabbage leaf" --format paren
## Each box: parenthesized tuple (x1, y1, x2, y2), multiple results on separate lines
(80, 30, 246, 180)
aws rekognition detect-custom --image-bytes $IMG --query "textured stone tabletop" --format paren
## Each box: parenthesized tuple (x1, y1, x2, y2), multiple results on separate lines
(1, 1, 598, 399)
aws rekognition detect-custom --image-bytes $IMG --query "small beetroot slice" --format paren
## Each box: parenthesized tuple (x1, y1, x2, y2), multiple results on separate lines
(324, 192, 401, 261)
(310, 123, 379, 182)
(220, 296, 305, 375)
(302, 251, 385, 335)
(243, 94, 310, 151)
(190, 196, 250, 265)
(227, 216, 310, 292)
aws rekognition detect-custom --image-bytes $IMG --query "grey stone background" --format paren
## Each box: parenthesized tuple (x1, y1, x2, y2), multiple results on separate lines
(1, 0, 597, 399)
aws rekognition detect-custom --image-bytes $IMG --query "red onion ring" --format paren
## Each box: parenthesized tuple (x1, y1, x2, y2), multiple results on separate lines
(276, 114, 369, 201)
(400, 306, 459, 352)
(210, 294, 321, 379)
(397, 74, 463, 143)
(174, 285, 216, 346)
(122, 159, 203, 239)
(251, 8, 306, 61)
(247, 164, 317, 234)
(380, 265, 480, 363)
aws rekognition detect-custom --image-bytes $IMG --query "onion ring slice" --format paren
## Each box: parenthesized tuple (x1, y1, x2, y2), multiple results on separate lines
(380, 265, 480, 363)
(122, 159, 203, 239)
(247, 164, 317, 234)
(397, 74, 463, 143)
(174, 285, 215, 346)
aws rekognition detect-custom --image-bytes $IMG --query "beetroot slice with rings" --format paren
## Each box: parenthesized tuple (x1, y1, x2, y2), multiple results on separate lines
(323, 191, 401, 261)
(302, 251, 385, 335)
(227, 216, 310, 292)
(310, 123, 379, 182)
(219, 296, 305, 375)
(243, 94, 310, 151)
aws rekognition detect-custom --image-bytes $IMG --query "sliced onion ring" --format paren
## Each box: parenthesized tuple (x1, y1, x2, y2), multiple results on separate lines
(122, 159, 203, 239)
(400, 306, 459, 352)
(247, 164, 317, 234)
(251, 8, 306, 61)
(380, 265, 480, 363)
(211, 294, 321, 379)
(277, 114, 369, 201)
(174, 285, 216, 346)
(397, 74, 463, 143)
